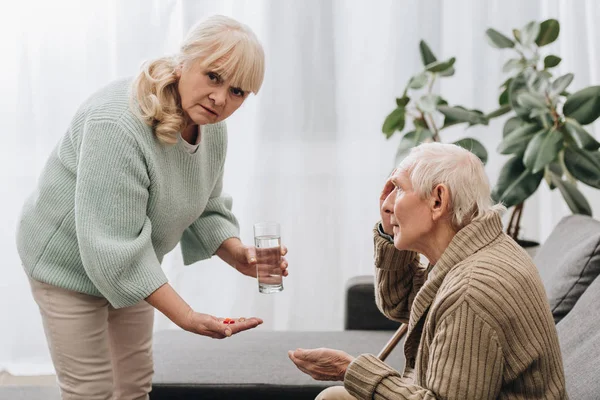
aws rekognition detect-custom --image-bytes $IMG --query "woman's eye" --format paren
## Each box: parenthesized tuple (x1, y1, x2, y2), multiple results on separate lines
(231, 87, 245, 97)
(207, 72, 220, 82)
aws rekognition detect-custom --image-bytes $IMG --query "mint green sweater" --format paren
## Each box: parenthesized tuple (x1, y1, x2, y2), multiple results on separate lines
(16, 79, 240, 308)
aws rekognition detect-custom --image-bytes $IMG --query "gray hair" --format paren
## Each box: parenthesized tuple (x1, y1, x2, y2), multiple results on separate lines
(398, 142, 505, 230)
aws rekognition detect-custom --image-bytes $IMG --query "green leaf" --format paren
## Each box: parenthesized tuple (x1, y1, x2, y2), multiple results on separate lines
(438, 105, 488, 126)
(467, 110, 487, 127)
(530, 70, 552, 93)
(498, 123, 541, 155)
(563, 86, 600, 125)
(409, 72, 429, 89)
(499, 88, 510, 106)
(523, 128, 563, 173)
(521, 21, 541, 47)
(509, 73, 533, 119)
(548, 161, 563, 177)
(396, 96, 410, 107)
(413, 118, 427, 129)
(550, 172, 592, 215)
(439, 66, 455, 77)
(486, 104, 512, 119)
(500, 77, 514, 89)
(395, 129, 434, 165)
(417, 94, 442, 113)
(425, 57, 456, 73)
(550, 73, 574, 97)
(492, 156, 543, 207)
(544, 55, 561, 69)
(563, 146, 600, 189)
(503, 116, 524, 137)
(563, 118, 600, 150)
(419, 40, 437, 66)
(536, 19, 560, 46)
(503, 58, 524, 73)
(485, 28, 515, 48)
(453, 138, 488, 164)
(382, 107, 406, 138)
(517, 93, 548, 110)
(546, 162, 562, 190)
(513, 29, 522, 43)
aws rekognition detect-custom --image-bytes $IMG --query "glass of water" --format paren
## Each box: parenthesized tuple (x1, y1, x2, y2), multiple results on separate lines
(253, 222, 283, 294)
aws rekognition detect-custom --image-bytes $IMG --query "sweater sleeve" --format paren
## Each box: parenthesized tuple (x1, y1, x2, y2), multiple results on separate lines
(373, 223, 428, 323)
(74, 119, 167, 308)
(180, 169, 240, 265)
(344, 301, 504, 400)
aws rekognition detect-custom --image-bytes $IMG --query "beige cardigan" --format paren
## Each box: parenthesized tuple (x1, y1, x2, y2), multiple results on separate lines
(344, 213, 567, 399)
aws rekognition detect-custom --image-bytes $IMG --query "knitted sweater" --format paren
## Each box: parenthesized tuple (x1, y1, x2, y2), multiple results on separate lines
(345, 213, 567, 399)
(16, 79, 239, 308)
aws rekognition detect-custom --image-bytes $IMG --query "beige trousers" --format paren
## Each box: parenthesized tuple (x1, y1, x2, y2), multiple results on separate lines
(316, 386, 356, 399)
(29, 278, 154, 400)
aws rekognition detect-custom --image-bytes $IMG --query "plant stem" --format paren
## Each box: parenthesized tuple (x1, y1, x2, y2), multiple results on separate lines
(424, 113, 441, 142)
(545, 93, 561, 129)
(514, 203, 523, 240)
(428, 74, 437, 94)
(559, 149, 576, 184)
(507, 203, 524, 240)
(423, 74, 440, 141)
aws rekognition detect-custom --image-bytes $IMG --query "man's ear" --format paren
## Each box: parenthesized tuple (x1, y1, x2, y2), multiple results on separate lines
(430, 184, 450, 221)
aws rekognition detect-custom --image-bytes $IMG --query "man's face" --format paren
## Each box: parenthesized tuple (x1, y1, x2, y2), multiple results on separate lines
(383, 169, 434, 251)
(176, 61, 248, 125)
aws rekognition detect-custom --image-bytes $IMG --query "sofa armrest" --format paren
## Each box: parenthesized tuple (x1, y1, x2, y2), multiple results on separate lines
(345, 275, 401, 331)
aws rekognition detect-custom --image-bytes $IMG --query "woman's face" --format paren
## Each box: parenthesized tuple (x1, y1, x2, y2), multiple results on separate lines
(176, 60, 248, 125)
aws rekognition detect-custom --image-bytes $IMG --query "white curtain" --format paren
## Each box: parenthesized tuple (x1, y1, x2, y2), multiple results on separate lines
(1, 0, 598, 375)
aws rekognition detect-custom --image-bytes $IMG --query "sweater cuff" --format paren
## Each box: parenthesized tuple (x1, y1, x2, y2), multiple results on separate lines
(181, 219, 240, 266)
(344, 354, 402, 399)
(373, 223, 419, 271)
(377, 222, 394, 242)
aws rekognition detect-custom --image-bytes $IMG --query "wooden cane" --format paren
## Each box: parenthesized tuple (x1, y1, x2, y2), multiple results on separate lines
(377, 323, 408, 361)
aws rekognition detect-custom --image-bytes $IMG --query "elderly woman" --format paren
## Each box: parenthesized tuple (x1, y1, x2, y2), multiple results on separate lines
(17, 15, 288, 399)
(289, 143, 566, 399)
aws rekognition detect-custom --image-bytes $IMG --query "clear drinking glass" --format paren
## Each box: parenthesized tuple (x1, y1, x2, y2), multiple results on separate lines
(253, 222, 283, 294)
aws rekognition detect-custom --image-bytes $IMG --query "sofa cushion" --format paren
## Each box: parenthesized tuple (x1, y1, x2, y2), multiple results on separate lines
(534, 215, 600, 323)
(152, 330, 405, 400)
(556, 274, 600, 399)
(345, 275, 402, 330)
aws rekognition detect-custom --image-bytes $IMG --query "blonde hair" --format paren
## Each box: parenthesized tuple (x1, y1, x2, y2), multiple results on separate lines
(132, 15, 265, 144)
(398, 142, 505, 230)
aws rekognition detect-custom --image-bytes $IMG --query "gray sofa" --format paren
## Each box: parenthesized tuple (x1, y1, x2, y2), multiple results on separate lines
(149, 214, 600, 399)
(2, 214, 598, 400)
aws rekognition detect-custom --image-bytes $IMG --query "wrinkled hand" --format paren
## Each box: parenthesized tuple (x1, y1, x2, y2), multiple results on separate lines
(183, 311, 263, 339)
(233, 244, 289, 279)
(379, 171, 397, 236)
(288, 348, 355, 381)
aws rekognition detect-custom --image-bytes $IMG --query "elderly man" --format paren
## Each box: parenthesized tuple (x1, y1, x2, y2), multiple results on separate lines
(289, 143, 567, 399)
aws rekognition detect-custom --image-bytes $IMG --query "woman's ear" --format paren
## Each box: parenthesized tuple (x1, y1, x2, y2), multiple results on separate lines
(173, 64, 183, 78)
(430, 184, 450, 221)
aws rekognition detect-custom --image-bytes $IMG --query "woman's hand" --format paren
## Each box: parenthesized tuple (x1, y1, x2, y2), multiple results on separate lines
(235, 244, 289, 278)
(183, 310, 263, 339)
(380, 171, 397, 236)
(217, 238, 289, 279)
(288, 348, 355, 381)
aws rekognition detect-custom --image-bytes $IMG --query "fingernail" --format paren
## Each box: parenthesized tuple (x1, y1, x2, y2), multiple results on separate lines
(225, 329, 232, 337)
(250, 257, 256, 263)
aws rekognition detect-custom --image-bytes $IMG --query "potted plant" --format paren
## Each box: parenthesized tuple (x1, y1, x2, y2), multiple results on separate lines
(382, 40, 493, 166)
(485, 19, 600, 243)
